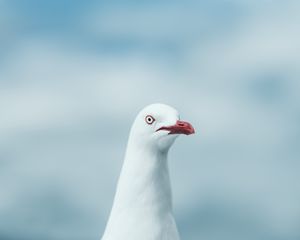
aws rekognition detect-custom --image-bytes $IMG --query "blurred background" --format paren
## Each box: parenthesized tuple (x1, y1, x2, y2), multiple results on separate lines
(0, 0, 300, 240)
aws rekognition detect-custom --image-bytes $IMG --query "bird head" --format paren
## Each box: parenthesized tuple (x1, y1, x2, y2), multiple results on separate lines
(129, 103, 195, 153)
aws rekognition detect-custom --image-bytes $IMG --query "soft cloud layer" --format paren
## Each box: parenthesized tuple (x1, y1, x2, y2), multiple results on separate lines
(0, 1, 300, 240)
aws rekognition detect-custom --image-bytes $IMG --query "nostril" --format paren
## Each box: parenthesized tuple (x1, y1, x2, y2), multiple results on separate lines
(178, 122, 185, 127)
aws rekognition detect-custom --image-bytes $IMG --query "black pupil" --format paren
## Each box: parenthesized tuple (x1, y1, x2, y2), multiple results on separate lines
(148, 118, 152, 122)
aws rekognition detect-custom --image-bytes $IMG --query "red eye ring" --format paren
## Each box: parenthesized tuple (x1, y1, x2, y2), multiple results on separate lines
(145, 115, 155, 125)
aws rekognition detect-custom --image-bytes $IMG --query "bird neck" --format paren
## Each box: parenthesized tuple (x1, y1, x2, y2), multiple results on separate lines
(111, 141, 173, 217)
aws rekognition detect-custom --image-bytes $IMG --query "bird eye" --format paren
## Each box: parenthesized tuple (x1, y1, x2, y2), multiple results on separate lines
(145, 115, 155, 125)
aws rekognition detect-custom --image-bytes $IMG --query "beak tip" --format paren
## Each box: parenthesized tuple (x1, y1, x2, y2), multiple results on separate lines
(188, 128, 195, 135)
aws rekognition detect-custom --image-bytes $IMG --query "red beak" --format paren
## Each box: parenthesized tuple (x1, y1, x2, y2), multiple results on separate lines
(156, 120, 195, 135)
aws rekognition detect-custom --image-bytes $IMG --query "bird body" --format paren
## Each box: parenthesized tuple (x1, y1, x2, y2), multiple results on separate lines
(101, 104, 194, 240)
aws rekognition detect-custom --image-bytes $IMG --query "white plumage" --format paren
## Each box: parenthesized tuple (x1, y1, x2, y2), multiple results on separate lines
(101, 103, 195, 240)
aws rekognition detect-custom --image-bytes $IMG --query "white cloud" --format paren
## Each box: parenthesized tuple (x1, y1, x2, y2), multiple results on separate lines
(1, 1, 300, 239)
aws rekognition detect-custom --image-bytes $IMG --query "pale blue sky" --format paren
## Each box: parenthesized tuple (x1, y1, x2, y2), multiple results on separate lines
(0, 1, 300, 240)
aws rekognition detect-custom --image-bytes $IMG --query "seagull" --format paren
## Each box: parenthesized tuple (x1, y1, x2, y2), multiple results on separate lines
(101, 103, 195, 240)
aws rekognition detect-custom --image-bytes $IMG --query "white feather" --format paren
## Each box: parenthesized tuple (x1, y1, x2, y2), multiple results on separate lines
(101, 103, 193, 240)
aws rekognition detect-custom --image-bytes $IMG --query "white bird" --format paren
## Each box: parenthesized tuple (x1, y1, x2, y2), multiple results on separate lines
(101, 103, 195, 240)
